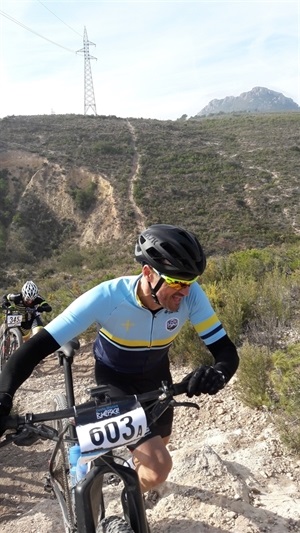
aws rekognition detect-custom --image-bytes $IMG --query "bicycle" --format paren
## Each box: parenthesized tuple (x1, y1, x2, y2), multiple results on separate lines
(0, 308, 23, 371)
(0, 306, 48, 372)
(0, 339, 199, 533)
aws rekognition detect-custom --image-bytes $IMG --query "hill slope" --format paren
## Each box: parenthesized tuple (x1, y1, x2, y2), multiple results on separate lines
(0, 113, 299, 269)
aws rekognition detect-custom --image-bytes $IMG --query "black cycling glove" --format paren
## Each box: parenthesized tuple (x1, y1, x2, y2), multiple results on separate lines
(184, 365, 226, 398)
(0, 392, 13, 416)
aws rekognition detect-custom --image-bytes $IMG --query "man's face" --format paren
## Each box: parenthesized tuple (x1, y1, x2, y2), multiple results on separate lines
(151, 270, 191, 312)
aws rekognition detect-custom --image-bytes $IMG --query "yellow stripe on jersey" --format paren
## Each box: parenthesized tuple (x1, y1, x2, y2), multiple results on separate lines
(193, 314, 219, 334)
(100, 327, 177, 348)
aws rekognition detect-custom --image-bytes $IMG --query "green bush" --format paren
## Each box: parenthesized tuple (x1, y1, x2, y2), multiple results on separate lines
(269, 344, 300, 452)
(170, 321, 214, 367)
(246, 269, 293, 350)
(236, 343, 273, 408)
(59, 248, 84, 269)
(69, 181, 97, 211)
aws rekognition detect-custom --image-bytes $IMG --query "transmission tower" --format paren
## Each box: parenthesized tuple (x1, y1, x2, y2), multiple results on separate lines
(77, 27, 97, 115)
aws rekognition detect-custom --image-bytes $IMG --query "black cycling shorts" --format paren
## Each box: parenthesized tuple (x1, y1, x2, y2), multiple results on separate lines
(94, 357, 173, 449)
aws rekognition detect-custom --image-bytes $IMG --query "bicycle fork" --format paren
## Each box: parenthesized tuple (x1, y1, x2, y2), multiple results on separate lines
(75, 457, 148, 533)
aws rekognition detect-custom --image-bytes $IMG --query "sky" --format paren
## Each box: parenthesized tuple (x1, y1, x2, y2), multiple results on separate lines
(0, 0, 299, 120)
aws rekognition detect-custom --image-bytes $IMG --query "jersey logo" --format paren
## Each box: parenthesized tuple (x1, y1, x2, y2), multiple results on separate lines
(121, 320, 135, 331)
(166, 318, 179, 331)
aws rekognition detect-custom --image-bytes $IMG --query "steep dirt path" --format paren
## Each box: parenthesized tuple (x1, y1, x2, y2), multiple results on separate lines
(0, 350, 299, 532)
(127, 120, 146, 231)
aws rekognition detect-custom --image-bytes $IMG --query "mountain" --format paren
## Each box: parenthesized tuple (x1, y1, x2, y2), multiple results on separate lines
(195, 87, 300, 117)
(0, 112, 299, 278)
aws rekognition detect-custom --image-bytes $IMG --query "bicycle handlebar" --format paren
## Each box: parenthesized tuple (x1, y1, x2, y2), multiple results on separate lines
(1, 380, 190, 434)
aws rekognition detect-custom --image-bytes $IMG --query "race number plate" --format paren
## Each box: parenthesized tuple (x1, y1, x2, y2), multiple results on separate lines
(75, 398, 147, 453)
(7, 314, 22, 327)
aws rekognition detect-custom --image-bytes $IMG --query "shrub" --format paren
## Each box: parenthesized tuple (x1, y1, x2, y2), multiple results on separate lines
(170, 321, 214, 367)
(269, 344, 300, 452)
(236, 342, 273, 408)
(246, 269, 293, 350)
(59, 249, 84, 269)
(69, 181, 97, 211)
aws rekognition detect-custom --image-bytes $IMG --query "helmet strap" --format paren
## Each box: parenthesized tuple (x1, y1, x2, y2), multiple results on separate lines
(148, 278, 164, 305)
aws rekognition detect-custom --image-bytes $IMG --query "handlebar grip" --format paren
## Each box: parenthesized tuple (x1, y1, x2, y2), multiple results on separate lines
(1, 415, 20, 430)
(172, 381, 188, 396)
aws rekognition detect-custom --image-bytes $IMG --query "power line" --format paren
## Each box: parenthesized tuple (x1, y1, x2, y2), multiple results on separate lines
(36, 0, 82, 37)
(0, 9, 78, 54)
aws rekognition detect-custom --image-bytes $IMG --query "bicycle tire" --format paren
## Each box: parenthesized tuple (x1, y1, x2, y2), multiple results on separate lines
(9, 327, 23, 352)
(0, 329, 6, 372)
(51, 393, 75, 532)
(98, 516, 135, 533)
(0, 327, 22, 372)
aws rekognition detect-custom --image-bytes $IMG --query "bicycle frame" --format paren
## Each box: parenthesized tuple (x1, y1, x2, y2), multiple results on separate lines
(51, 341, 149, 533)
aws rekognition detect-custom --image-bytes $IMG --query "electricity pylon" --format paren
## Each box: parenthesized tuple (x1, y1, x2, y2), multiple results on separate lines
(77, 27, 97, 115)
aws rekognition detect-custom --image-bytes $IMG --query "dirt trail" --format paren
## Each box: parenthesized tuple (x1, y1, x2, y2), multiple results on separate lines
(0, 349, 299, 532)
(127, 120, 146, 231)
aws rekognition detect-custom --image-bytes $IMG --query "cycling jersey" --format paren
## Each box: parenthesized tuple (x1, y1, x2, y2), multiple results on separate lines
(2, 293, 52, 333)
(46, 275, 226, 374)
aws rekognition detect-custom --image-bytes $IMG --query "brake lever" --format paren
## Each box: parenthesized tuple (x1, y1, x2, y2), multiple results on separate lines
(0, 432, 17, 448)
(170, 399, 200, 410)
(12, 424, 59, 446)
(35, 424, 59, 440)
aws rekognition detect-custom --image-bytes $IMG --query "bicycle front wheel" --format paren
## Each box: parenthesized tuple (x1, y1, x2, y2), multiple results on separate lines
(50, 393, 75, 532)
(0, 331, 6, 372)
(8, 327, 23, 353)
(0, 327, 22, 372)
(98, 516, 135, 533)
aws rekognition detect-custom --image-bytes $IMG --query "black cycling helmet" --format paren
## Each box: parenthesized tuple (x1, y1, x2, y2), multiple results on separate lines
(135, 224, 206, 280)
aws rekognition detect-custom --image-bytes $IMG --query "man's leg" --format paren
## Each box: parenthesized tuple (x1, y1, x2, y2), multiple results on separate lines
(132, 435, 172, 493)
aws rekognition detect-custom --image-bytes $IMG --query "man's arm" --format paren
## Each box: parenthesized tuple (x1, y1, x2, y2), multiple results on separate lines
(184, 334, 239, 397)
(37, 302, 52, 313)
(207, 334, 239, 381)
(0, 329, 59, 398)
(35, 296, 52, 313)
(1, 294, 13, 308)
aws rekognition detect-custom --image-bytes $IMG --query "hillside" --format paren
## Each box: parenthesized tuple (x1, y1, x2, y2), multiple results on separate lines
(0, 113, 299, 277)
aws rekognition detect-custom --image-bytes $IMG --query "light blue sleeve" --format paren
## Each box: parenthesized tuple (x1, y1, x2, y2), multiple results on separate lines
(45, 283, 107, 346)
(187, 283, 226, 345)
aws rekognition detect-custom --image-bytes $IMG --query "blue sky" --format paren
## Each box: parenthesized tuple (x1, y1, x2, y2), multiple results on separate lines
(0, 0, 299, 119)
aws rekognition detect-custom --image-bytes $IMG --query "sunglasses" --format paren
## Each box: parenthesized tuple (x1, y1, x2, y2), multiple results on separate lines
(153, 269, 198, 290)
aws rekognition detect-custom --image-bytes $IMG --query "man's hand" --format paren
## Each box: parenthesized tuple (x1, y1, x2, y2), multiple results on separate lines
(184, 365, 226, 398)
(0, 392, 13, 415)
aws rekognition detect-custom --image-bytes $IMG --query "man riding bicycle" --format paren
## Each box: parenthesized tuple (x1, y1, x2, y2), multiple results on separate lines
(0, 225, 239, 495)
(1, 281, 52, 341)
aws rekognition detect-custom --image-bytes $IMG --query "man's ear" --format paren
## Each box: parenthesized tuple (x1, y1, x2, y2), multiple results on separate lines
(142, 264, 153, 280)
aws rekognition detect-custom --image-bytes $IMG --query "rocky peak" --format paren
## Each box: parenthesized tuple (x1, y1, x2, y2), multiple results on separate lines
(195, 87, 299, 117)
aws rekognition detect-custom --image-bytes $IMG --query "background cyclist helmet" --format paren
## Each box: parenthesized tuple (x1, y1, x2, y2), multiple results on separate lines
(135, 224, 206, 280)
(21, 281, 38, 303)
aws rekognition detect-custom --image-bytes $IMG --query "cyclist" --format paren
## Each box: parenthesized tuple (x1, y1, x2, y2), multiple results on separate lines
(0, 225, 239, 494)
(1, 281, 52, 341)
